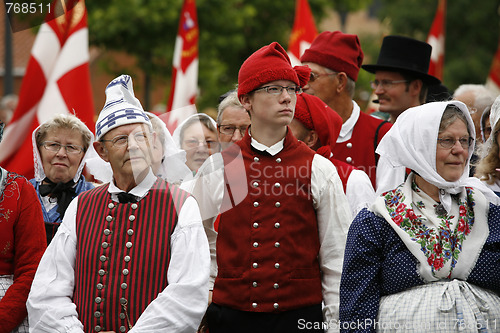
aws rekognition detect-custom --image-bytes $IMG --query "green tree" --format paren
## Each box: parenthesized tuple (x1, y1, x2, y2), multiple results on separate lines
(85, 0, 368, 111)
(375, 0, 500, 93)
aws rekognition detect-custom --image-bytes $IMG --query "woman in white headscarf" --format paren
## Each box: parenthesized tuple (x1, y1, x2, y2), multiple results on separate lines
(339, 101, 500, 332)
(173, 113, 220, 175)
(475, 95, 500, 196)
(30, 113, 94, 244)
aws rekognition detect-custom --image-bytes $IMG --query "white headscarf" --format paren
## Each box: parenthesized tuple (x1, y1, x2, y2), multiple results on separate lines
(147, 112, 191, 183)
(32, 115, 95, 183)
(489, 95, 500, 133)
(376, 100, 500, 213)
(172, 113, 218, 149)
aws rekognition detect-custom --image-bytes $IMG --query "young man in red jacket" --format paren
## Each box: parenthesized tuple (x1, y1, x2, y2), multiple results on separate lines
(192, 42, 351, 333)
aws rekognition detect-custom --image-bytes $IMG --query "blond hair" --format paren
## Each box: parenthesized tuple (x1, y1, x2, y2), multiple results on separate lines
(36, 113, 93, 152)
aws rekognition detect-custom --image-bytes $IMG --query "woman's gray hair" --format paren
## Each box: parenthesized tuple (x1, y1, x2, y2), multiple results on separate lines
(439, 104, 470, 136)
(35, 113, 93, 152)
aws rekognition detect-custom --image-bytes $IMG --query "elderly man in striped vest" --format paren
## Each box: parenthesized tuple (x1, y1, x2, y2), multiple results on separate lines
(28, 75, 210, 333)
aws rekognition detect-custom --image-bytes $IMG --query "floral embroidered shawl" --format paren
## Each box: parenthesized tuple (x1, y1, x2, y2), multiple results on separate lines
(372, 173, 489, 282)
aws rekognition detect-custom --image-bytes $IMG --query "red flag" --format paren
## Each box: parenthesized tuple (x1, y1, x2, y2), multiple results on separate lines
(162, 0, 198, 134)
(0, 0, 95, 179)
(426, 0, 446, 80)
(486, 41, 500, 95)
(287, 0, 318, 66)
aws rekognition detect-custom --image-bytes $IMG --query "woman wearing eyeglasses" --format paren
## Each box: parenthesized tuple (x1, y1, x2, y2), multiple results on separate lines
(173, 113, 220, 175)
(340, 101, 500, 332)
(30, 113, 95, 244)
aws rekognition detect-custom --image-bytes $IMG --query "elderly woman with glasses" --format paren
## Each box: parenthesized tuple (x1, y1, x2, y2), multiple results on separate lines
(30, 113, 94, 244)
(173, 113, 220, 175)
(340, 101, 500, 332)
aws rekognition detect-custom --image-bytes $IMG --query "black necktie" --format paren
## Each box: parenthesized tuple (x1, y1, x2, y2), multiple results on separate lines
(39, 178, 76, 217)
(117, 192, 137, 203)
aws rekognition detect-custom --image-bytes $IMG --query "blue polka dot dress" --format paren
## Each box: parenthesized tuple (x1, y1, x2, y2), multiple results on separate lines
(339, 205, 500, 333)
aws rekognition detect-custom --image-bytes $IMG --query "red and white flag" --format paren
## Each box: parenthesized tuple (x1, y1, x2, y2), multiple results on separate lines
(426, 0, 446, 80)
(486, 41, 500, 95)
(287, 0, 318, 66)
(0, 0, 95, 179)
(160, 0, 198, 134)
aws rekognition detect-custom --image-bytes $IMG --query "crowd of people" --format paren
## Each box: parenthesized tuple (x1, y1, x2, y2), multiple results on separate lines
(1, 31, 500, 333)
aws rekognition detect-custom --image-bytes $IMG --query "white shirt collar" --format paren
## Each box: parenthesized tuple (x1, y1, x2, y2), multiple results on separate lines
(108, 168, 157, 201)
(248, 127, 285, 156)
(337, 100, 360, 142)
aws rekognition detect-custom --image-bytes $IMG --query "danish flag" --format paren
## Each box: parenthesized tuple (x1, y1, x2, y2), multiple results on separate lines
(160, 0, 198, 133)
(0, 0, 95, 178)
(426, 0, 446, 80)
(287, 0, 318, 66)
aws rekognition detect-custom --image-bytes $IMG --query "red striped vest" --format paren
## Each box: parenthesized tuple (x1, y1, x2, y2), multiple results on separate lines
(213, 130, 322, 313)
(73, 179, 188, 332)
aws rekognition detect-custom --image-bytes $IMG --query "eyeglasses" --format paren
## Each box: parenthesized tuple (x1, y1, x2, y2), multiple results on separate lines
(100, 132, 150, 147)
(253, 85, 302, 95)
(370, 79, 408, 90)
(218, 125, 249, 136)
(42, 141, 84, 154)
(437, 136, 473, 149)
(309, 72, 337, 82)
(183, 139, 220, 150)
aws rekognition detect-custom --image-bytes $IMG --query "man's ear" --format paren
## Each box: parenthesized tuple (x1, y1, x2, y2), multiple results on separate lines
(304, 130, 320, 150)
(94, 141, 109, 162)
(240, 94, 252, 113)
(335, 72, 348, 93)
(150, 131, 158, 148)
(409, 79, 423, 97)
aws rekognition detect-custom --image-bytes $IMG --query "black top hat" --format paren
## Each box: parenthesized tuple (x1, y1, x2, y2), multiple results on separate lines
(362, 35, 441, 86)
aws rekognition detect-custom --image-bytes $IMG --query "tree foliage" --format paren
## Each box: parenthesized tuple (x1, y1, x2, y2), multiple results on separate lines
(84, 0, 499, 111)
(375, 0, 500, 93)
(85, 0, 347, 110)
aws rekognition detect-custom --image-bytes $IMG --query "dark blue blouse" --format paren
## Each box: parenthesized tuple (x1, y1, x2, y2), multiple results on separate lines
(339, 204, 500, 332)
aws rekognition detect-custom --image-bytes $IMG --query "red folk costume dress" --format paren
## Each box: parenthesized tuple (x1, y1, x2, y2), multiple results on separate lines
(0, 168, 46, 333)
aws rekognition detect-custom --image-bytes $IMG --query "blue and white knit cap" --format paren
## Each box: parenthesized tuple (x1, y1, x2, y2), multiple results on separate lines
(95, 75, 151, 141)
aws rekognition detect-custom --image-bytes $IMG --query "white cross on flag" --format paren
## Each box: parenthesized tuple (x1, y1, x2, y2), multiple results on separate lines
(426, 0, 446, 80)
(0, 0, 95, 179)
(287, 0, 318, 67)
(160, 0, 198, 134)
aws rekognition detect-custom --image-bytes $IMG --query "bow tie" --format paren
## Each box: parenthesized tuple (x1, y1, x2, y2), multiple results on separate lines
(117, 192, 137, 203)
(39, 178, 76, 217)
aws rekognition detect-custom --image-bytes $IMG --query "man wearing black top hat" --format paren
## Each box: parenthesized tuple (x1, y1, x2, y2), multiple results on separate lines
(363, 35, 441, 124)
(365, 36, 441, 194)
